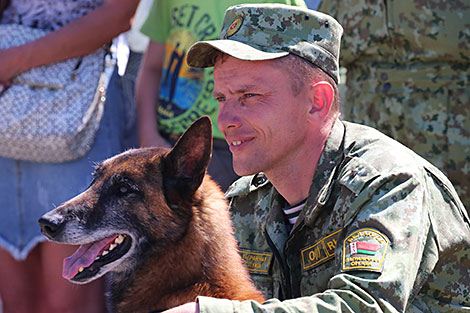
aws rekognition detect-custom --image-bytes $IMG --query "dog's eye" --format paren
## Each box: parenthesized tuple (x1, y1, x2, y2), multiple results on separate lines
(112, 177, 140, 197)
(119, 186, 129, 194)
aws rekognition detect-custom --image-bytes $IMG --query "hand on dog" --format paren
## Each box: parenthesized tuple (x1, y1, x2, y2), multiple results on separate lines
(162, 302, 199, 313)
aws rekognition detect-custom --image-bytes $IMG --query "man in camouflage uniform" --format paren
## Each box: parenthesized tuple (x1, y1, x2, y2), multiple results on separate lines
(316, 0, 470, 211)
(164, 4, 470, 313)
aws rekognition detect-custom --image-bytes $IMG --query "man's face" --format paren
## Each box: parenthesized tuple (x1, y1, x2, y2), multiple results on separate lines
(213, 56, 312, 177)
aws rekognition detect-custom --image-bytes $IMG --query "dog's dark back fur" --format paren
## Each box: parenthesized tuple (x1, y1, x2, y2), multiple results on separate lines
(39, 117, 265, 313)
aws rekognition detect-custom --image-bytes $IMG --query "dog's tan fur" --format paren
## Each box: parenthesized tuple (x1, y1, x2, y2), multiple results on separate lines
(113, 175, 264, 313)
(39, 117, 264, 313)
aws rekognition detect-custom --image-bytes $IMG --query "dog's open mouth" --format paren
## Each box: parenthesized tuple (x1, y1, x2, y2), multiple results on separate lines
(62, 234, 132, 282)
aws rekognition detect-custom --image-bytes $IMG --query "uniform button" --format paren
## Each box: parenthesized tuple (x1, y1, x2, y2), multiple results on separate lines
(253, 174, 267, 186)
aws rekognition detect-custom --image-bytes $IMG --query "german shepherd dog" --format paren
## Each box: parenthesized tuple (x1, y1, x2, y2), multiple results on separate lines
(38, 117, 264, 313)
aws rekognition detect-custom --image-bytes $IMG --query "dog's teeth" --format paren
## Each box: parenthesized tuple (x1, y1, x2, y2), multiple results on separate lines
(102, 250, 109, 256)
(115, 235, 125, 244)
(79, 267, 84, 272)
(109, 244, 117, 251)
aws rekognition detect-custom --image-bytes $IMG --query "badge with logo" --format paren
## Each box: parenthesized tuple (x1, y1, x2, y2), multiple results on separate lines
(240, 249, 272, 274)
(342, 228, 389, 272)
(225, 17, 243, 38)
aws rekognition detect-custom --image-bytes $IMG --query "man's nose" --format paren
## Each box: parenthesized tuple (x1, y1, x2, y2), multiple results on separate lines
(217, 101, 242, 132)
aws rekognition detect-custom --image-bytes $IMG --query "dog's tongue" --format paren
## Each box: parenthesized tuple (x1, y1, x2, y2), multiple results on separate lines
(62, 235, 118, 279)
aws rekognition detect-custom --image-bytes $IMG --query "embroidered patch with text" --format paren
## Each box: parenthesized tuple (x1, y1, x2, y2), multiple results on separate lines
(240, 249, 272, 274)
(342, 228, 389, 272)
(301, 229, 342, 271)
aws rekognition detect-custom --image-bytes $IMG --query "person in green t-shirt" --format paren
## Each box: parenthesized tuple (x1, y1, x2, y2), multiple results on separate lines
(135, 0, 306, 191)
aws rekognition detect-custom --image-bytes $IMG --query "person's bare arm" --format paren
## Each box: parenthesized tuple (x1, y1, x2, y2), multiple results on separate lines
(0, 0, 139, 83)
(135, 40, 170, 147)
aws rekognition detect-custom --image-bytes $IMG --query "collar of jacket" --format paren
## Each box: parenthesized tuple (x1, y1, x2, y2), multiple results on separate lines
(298, 118, 346, 228)
(263, 119, 346, 246)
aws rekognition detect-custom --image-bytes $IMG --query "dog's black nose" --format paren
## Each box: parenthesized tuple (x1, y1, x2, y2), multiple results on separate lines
(38, 217, 64, 239)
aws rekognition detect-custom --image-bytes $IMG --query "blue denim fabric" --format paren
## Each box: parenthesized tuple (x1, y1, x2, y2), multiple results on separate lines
(115, 50, 141, 150)
(0, 69, 125, 260)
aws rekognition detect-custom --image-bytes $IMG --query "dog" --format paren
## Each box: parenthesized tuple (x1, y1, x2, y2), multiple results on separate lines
(38, 116, 265, 313)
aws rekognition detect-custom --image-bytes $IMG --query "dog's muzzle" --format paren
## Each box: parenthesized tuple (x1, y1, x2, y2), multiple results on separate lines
(38, 215, 65, 240)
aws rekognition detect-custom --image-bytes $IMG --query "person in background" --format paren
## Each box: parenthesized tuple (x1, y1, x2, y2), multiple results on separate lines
(165, 3, 469, 313)
(113, 0, 153, 150)
(317, 0, 470, 212)
(0, 0, 140, 312)
(135, 0, 306, 191)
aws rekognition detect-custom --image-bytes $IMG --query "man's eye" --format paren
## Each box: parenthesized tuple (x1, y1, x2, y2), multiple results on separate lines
(244, 93, 256, 99)
(215, 96, 226, 102)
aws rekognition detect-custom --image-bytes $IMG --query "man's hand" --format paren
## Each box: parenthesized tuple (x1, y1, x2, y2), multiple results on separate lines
(162, 302, 199, 313)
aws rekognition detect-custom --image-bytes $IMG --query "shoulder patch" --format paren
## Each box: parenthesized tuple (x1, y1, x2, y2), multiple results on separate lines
(342, 228, 389, 273)
(240, 249, 273, 274)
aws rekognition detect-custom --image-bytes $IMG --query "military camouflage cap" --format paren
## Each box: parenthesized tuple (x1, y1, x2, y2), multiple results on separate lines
(187, 3, 343, 83)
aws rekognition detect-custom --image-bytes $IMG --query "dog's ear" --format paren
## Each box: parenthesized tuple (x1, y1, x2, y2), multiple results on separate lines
(162, 116, 213, 205)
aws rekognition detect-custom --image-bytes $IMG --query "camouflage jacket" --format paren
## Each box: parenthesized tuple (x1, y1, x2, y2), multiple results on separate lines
(317, 0, 470, 65)
(197, 119, 470, 313)
(315, 0, 470, 211)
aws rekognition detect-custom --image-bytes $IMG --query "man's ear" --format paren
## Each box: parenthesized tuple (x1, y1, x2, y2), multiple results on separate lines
(309, 81, 334, 119)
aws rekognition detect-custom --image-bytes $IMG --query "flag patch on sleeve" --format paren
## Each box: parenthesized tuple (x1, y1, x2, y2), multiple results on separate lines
(342, 228, 389, 272)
